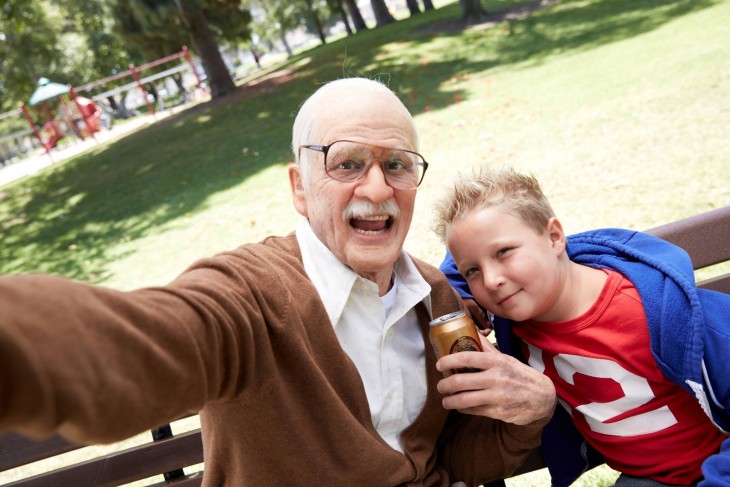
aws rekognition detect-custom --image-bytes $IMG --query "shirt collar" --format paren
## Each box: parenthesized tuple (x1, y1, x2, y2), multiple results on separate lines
(296, 218, 432, 326)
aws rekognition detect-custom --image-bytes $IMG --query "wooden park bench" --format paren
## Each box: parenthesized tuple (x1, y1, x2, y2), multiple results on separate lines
(0, 420, 203, 486)
(1, 205, 728, 486)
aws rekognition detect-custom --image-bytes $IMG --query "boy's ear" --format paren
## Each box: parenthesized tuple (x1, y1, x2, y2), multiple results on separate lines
(546, 217, 567, 254)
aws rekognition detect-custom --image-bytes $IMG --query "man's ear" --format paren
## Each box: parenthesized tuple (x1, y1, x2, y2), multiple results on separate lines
(546, 217, 567, 255)
(288, 163, 308, 217)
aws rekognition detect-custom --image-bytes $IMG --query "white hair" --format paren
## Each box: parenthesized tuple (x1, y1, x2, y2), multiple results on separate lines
(291, 78, 417, 184)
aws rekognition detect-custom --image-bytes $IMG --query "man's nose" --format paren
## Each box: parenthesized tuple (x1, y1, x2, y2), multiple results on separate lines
(354, 163, 394, 202)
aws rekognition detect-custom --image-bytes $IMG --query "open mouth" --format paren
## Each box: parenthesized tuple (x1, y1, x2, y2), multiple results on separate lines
(350, 215, 394, 234)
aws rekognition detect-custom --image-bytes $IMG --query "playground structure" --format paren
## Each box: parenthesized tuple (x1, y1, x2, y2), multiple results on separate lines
(0, 46, 206, 166)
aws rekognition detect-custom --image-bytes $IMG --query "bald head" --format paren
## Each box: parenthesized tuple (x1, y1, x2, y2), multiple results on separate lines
(288, 78, 421, 293)
(292, 78, 418, 182)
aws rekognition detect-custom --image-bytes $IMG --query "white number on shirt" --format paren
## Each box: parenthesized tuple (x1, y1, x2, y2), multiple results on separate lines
(526, 344, 678, 437)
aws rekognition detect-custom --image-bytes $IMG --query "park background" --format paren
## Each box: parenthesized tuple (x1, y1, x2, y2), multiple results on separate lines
(1, 0, 729, 485)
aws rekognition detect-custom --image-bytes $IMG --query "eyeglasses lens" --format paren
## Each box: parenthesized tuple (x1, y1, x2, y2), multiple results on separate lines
(324, 141, 424, 189)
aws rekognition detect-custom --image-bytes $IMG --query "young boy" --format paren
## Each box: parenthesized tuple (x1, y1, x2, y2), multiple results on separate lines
(434, 166, 730, 486)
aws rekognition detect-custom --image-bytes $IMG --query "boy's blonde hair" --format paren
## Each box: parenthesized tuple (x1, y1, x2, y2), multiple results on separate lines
(433, 166, 556, 243)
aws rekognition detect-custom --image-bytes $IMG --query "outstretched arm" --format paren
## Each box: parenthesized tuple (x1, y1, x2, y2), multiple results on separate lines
(0, 250, 271, 444)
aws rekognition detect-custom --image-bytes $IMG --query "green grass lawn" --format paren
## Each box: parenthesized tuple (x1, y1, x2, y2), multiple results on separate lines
(1, 0, 728, 484)
(1, 0, 727, 292)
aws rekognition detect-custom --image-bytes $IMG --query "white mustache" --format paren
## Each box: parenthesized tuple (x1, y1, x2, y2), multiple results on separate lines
(343, 200, 400, 220)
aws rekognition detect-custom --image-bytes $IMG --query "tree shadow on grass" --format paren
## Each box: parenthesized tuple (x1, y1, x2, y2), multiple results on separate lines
(487, 0, 720, 69)
(275, 0, 718, 116)
(0, 97, 296, 282)
(0, 0, 720, 282)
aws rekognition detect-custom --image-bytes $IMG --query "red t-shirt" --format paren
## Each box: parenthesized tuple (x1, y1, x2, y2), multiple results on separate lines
(514, 270, 724, 484)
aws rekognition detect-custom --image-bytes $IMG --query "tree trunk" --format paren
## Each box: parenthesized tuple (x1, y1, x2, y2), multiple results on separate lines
(305, 0, 327, 44)
(421, 0, 435, 11)
(313, 13, 327, 44)
(171, 73, 188, 103)
(280, 32, 293, 58)
(406, 0, 421, 15)
(337, 0, 353, 35)
(250, 47, 262, 69)
(175, 0, 236, 98)
(344, 0, 368, 31)
(369, 0, 395, 26)
(459, 0, 488, 21)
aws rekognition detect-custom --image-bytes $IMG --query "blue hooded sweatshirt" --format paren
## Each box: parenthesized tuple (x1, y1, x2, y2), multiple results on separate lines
(440, 228, 730, 486)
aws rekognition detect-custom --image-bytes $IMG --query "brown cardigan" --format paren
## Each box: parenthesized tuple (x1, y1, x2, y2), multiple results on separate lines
(0, 234, 548, 486)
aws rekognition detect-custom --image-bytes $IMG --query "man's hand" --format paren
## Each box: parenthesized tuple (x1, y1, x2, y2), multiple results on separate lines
(436, 337, 556, 425)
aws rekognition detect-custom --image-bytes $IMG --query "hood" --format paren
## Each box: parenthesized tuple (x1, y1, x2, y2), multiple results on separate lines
(566, 228, 705, 385)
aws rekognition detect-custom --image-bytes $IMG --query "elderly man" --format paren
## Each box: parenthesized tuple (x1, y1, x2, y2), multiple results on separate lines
(0, 78, 554, 486)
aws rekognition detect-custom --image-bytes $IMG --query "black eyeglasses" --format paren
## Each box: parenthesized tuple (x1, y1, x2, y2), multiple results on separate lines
(300, 140, 428, 190)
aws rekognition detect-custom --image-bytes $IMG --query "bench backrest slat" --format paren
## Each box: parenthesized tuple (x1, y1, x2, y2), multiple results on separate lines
(645, 205, 730, 293)
(646, 205, 730, 269)
(695, 273, 730, 294)
(3, 429, 203, 487)
(0, 433, 79, 472)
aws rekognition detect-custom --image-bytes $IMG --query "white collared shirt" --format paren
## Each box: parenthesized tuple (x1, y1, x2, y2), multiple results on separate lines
(296, 219, 432, 452)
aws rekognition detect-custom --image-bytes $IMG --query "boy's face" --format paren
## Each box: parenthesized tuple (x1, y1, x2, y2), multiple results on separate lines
(447, 206, 568, 322)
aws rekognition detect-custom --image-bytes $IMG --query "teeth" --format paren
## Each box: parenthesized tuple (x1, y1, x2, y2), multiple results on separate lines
(354, 229, 383, 235)
(355, 215, 390, 221)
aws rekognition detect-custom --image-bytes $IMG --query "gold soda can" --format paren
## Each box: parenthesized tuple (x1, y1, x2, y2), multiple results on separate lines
(429, 310, 484, 377)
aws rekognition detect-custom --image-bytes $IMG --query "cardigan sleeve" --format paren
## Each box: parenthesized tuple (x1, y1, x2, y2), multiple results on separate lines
(437, 410, 550, 485)
(0, 247, 288, 444)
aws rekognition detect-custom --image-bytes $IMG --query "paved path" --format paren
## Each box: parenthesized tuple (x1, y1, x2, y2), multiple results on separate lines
(0, 110, 174, 188)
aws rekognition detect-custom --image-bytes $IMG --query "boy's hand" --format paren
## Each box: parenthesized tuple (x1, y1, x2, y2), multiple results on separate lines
(462, 298, 492, 334)
(436, 339, 556, 425)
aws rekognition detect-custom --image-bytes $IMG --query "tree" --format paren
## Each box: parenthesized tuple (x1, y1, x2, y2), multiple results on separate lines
(0, 0, 147, 122)
(111, 1, 188, 60)
(56, 0, 138, 83)
(405, 0, 421, 16)
(110, 0, 251, 99)
(174, 0, 236, 98)
(302, 0, 327, 44)
(0, 0, 250, 113)
(204, 0, 253, 43)
(0, 0, 65, 112)
(247, 0, 299, 58)
(459, 0, 488, 22)
(327, 0, 352, 35)
(369, 0, 395, 26)
(343, 0, 367, 32)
